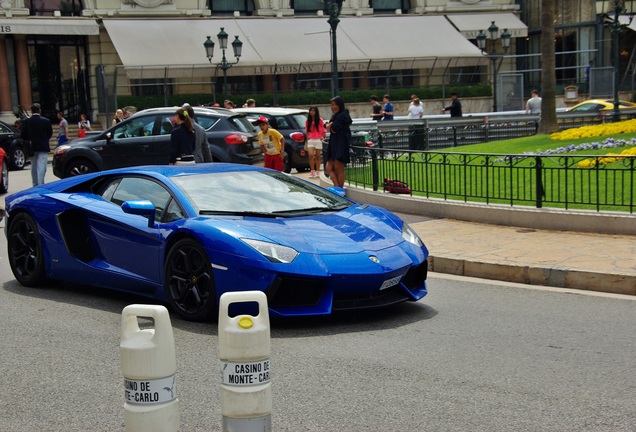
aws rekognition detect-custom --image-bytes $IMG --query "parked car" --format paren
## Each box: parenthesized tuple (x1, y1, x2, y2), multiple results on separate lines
(0, 119, 28, 170)
(4, 163, 429, 321)
(52, 106, 263, 178)
(567, 99, 636, 112)
(232, 107, 310, 173)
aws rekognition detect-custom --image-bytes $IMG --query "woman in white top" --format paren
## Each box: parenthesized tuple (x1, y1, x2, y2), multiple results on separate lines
(407, 98, 424, 119)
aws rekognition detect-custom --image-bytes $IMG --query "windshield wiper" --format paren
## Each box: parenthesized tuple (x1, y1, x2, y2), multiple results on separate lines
(269, 204, 351, 216)
(199, 210, 283, 218)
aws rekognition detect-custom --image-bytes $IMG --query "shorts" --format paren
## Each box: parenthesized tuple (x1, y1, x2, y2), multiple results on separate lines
(307, 139, 323, 150)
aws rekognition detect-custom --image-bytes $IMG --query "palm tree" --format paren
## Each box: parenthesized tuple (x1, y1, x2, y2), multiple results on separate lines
(538, 0, 557, 134)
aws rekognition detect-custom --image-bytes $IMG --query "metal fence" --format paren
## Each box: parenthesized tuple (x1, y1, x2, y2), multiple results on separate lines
(346, 149, 636, 212)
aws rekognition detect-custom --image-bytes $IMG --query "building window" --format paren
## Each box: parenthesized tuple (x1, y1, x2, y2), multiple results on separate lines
(371, 0, 410, 14)
(25, 0, 83, 16)
(292, 0, 323, 13)
(209, 0, 255, 15)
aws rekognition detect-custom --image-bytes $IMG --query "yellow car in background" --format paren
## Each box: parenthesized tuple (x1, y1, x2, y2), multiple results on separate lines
(567, 99, 636, 112)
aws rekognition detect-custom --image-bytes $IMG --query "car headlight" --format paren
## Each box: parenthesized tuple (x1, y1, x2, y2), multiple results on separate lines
(54, 145, 71, 155)
(241, 238, 298, 263)
(402, 223, 423, 247)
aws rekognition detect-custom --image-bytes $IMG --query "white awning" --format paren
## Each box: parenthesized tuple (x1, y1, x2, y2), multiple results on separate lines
(103, 16, 486, 79)
(446, 13, 528, 39)
(617, 15, 636, 32)
(0, 18, 99, 35)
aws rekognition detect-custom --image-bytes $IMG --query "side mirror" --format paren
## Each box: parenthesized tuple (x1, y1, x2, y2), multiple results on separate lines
(121, 199, 156, 227)
(105, 131, 112, 143)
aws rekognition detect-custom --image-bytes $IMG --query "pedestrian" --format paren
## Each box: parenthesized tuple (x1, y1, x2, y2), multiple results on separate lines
(112, 109, 124, 126)
(370, 95, 383, 121)
(20, 103, 53, 186)
(325, 95, 352, 190)
(305, 106, 326, 178)
(224, 100, 235, 109)
(183, 104, 212, 163)
(77, 113, 91, 138)
(407, 98, 424, 119)
(382, 94, 394, 120)
(255, 116, 285, 171)
(243, 98, 256, 108)
(169, 107, 196, 165)
(442, 93, 463, 117)
(57, 111, 68, 146)
(525, 90, 542, 114)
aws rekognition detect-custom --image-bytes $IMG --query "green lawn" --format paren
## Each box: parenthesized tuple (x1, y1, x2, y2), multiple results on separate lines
(347, 132, 636, 212)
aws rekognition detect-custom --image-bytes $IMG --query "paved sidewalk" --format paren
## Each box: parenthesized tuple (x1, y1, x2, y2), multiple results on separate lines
(295, 170, 636, 296)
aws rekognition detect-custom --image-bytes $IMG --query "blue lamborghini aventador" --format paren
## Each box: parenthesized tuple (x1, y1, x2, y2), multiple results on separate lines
(4, 164, 429, 321)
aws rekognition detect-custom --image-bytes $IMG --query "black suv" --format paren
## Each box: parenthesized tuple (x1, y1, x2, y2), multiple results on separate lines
(232, 107, 309, 173)
(0, 119, 28, 170)
(53, 107, 263, 178)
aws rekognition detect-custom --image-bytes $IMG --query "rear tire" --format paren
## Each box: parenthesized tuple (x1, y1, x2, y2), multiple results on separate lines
(164, 238, 216, 321)
(0, 160, 8, 193)
(7, 212, 48, 287)
(9, 146, 26, 170)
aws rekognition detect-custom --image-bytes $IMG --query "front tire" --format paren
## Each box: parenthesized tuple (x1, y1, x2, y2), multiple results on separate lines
(65, 158, 97, 178)
(7, 212, 47, 286)
(164, 238, 216, 321)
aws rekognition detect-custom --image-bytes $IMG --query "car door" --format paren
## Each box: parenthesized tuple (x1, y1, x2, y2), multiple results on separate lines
(82, 176, 178, 288)
(99, 114, 162, 168)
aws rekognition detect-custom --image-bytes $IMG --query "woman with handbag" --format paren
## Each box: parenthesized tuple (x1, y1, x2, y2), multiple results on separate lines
(77, 113, 91, 138)
(305, 106, 326, 178)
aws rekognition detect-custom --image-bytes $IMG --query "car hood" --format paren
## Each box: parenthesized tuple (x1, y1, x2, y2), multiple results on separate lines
(201, 205, 409, 255)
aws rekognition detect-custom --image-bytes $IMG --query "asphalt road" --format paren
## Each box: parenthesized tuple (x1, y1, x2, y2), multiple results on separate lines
(1, 167, 635, 431)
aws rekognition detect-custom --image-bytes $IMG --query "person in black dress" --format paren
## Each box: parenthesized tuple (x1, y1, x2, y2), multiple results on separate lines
(325, 96, 352, 189)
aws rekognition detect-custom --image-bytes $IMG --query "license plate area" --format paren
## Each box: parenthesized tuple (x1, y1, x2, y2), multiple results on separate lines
(380, 273, 404, 290)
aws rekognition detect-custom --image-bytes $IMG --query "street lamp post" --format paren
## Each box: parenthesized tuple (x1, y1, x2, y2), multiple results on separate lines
(476, 22, 511, 112)
(325, 0, 343, 97)
(605, 0, 633, 122)
(203, 28, 243, 103)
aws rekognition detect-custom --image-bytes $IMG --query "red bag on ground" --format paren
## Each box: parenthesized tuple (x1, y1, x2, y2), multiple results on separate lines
(383, 178, 411, 194)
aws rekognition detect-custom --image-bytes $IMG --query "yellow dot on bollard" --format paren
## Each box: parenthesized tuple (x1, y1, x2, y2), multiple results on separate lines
(238, 316, 254, 329)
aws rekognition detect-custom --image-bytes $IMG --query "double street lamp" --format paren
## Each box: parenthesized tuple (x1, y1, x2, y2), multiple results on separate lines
(476, 22, 511, 112)
(203, 28, 243, 103)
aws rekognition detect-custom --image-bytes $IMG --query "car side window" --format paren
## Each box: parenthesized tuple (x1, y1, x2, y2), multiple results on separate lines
(105, 177, 184, 222)
(0, 123, 10, 134)
(113, 116, 156, 138)
(159, 115, 175, 135)
(274, 116, 289, 129)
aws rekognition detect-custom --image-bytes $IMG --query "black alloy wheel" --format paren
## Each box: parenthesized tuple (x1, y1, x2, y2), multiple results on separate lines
(7, 212, 47, 286)
(164, 238, 216, 321)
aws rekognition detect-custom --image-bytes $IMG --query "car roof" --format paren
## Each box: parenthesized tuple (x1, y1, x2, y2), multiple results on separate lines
(232, 107, 309, 115)
(134, 106, 237, 117)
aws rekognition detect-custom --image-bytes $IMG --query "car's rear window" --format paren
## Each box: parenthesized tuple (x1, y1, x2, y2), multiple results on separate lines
(227, 115, 256, 133)
(291, 113, 309, 129)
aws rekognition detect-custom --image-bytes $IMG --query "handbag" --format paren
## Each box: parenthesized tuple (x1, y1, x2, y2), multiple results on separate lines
(78, 129, 86, 138)
(383, 178, 412, 194)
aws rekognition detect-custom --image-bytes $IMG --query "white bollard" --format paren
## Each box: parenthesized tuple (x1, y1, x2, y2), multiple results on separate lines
(120, 304, 179, 432)
(218, 291, 272, 432)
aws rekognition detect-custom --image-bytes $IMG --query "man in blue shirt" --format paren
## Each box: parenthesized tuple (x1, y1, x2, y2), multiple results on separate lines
(382, 94, 394, 120)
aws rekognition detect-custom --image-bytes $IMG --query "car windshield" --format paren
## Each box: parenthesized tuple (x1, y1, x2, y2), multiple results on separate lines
(172, 171, 351, 215)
